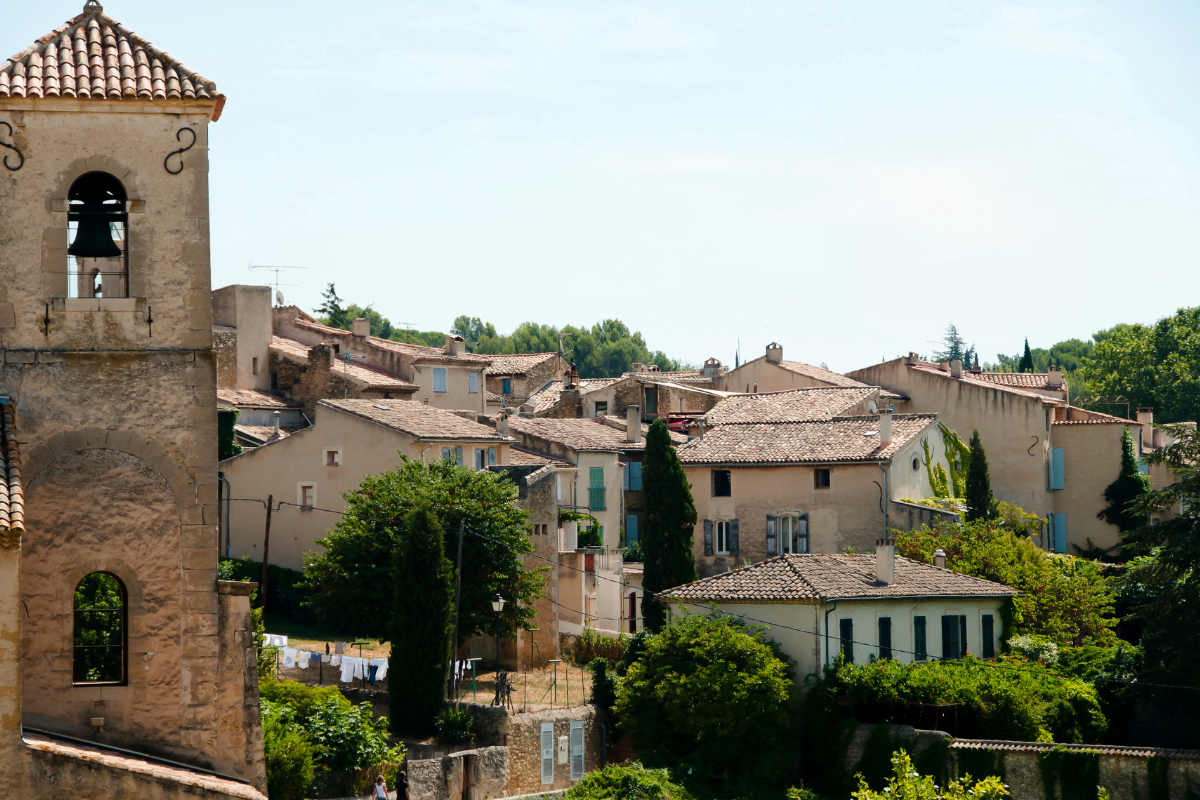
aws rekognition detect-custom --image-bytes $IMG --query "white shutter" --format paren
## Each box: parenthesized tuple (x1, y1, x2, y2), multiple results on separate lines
(540, 723, 554, 785)
(570, 720, 585, 781)
(469, 372, 479, 393)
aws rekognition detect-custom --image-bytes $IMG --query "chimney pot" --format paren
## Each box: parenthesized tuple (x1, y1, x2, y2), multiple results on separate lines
(497, 413, 510, 438)
(950, 359, 963, 379)
(626, 405, 642, 444)
(765, 342, 783, 364)
(272, 410, 281, 438)
(878, 411, 893, 445)
(875, 539, 895, 585)
(933, 548, 946, 569)
(352, 317, 369, 338)
(1047, 365, 1064, 389)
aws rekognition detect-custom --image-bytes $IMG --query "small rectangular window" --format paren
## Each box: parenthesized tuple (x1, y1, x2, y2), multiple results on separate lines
(982, 614, 995, 659)
(476, 448, 486, 470)
(300, 485, 315, 508)
(434, 368, 448, 393)
(325, 449, 341, 467)
(489, 447, 497, 465)
(715, 520, 730, 554)
(252, 357, 259, 376)
(713, 469, 731, 497)
(942, 615, 967, 660)
(594, 401, 608, 417)
(878, 617, 892, 660)
(469, 372, 479, 393)
(815, 468, 831, 489)
(839, 618, 854, 664)
(644, 386, 658, 415)
(502, 378, 512, 395)
(914, 616, 927, 661)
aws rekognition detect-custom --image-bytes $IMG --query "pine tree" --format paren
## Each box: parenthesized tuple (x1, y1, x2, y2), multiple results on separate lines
(640, 419, 698, 632)
(1098, 427, 1151, 532)
(964, 429, 997, 522)
(317, 282, 349, 330)
(389, 504, 454, 734)
(1018, 339, 1034, 373)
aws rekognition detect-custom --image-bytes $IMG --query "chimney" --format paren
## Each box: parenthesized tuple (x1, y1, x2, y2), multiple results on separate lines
(878, 411, 893, 445)
(1047, 365, 1063, 389)
(875, 539, 895, 585)
(352, 317, 369, 338)
(765, 342, 783, 364)
(631, 362, 647, 374)
(272, 410, 281, 439)
(626, 405, 642, 444)
(444, 335, 466, 357)
(950, 359, 963, 379)
(933, 548, 946, 569)
(702, 357, 722, 378)
(518, 403, 536, 419)
(497, 412, 510, 438)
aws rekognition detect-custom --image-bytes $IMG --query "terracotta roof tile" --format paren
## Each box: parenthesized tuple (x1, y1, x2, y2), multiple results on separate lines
(1, 3, 223, 115)
(271, 335, 418, 392)
(506, 416, 686, 452)
(908, 364, 1063, 403)
(290, 319, 493, 365)
(0, 402, 23, 540)
(508, 447, 572, 467)
(779, 361, 871, 388)
(973, 372, 1065, 389)
(677, 414, 937, 465)
(233, 424, 296, 445)
(662, 553, 1017, 602)
(949, 740, 1200, 761)
(485, 353, 561, 375)
(527, 378, 622, 412)
(320, 399, 510, 441)
(701, 387, 878, 425)
(217, 388, 299, 409)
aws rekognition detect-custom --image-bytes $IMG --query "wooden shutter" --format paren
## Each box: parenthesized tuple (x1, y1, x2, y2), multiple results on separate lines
(434, 368, 447, 392)
(959, 615, 968, 657)
(625, 515, 638, 544)
(839, 618, 853, 663)
(765, 514, 777, 557)
(982, 615, 995, 659)
(941, 615, 958, 660)
(913, 616, 927, 661)
(469, 372, 479, 393)
(797, 516, 809, 553)
(729, 518, 739, 556)
(1053, 513, 1067, 553)
(455, 446, 463, 466)
(570, 720, 585, 781)
(878, 617, 892, 659)
(1051, 447, 1065, 490)
(541, 723, 554, 785)
(703, 520, 713, 556)
(629, 462, 642, 491)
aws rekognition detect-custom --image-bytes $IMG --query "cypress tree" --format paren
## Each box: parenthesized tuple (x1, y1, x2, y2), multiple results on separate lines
(964, 429, 997, 522)
(389, 503, 454, 734)
(1098, 426, 1151, 532)
(1018, 339, 1034, 373)
(640, 419, 698, 632)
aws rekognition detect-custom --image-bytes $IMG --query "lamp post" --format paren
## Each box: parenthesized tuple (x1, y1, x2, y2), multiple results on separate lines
(491, 593, 505, 706)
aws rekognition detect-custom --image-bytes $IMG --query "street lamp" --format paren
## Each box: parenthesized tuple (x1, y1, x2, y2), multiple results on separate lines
(491, 594, 505, 705)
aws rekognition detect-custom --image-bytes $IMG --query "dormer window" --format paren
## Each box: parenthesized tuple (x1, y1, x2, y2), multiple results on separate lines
(67, 172, 128, 298)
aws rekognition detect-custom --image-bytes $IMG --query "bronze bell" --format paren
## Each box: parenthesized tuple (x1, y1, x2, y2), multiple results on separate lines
(67, 172, 125, 259)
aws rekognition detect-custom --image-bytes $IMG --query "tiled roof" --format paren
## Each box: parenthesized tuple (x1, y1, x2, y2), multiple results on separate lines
(320, 399, 509, 441)
(973, 372, 1065, 389)
(1, 3, 224, 115)
(233, 424, 294, 445)
(908, 364, 1063, 403)
(271, 335, 418, 392)
(949, 740, 1200, 761)
(624, 563, 644, 575)
(700, 387, 878, 425)
(677, 414, 936, 465)
(779, 361, 871, 388)
(644, 370, 714, 385)
(507, 416, 685, 452)
(527, 378, 622, 412)
(508, 447, 572, 467)
(217, 388, 298, 409)
(1054, 408, 1139, 426)
(290, 319, 493, 365)
(486, 353, 560, 375)
(662, 553, 1017, 603)
(0, 402, 23, 541)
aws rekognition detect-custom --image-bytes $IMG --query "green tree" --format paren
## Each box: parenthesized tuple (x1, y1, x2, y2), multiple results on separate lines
(1018, 338, 1034, 373)
(316, 283, 349, 330)
(389, 504, 454, 733)
(935, 324, 974, 365)
(639, 420, 697, 632)
(1097, 427, 1151, 533)
(851, 751, 1009, 800)
(303, 459, 541, 644)
(964, 430, 996, 522)
(614, 613, 794, 792)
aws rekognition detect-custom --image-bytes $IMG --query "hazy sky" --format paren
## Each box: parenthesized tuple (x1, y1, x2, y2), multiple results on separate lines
(9, 2, 1200, 370)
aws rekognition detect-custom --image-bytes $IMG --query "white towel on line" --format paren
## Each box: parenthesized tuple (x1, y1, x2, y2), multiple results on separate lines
(281, 648, 297, 669)
(339, 657, 356, 683)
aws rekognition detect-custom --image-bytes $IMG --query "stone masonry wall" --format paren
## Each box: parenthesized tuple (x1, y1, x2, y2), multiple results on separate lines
(214, 328, 238, 391)
(505, 706, 602, 796)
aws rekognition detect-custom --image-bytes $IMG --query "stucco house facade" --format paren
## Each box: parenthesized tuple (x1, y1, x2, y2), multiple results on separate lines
(220, 399, 513, 571)
(662, 545, 1018, 682)
(0, 4, 265, 797)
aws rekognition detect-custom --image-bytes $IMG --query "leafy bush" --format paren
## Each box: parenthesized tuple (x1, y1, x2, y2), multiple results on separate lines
(220, 556, 315, 622)
(824, 654, 1107, 743)
(434, 704, 476, 743)
(896, 521, 1118, 646)
(995, 500, 1042, 537)
(588, 658, 618, 710)
(615, 612, 795, 792)
(562, 762, 693, 800)
(261, 700, 319, 800)
(1008, 634, 1059, 664)
(851, 751, 1010, 800)
(624, 539, 645, 562)
(571, 627, 627, 665)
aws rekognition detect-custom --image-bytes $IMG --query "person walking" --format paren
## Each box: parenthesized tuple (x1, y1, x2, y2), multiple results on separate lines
(373, 775, 389, 800)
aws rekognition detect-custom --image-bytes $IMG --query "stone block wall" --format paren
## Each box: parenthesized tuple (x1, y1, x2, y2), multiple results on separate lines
(214, 328, 238, 391)
(505, 707, 602, 796)
(889, 499, 961, 533)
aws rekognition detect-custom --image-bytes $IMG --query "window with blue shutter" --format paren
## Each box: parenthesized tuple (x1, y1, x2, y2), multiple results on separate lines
(589, 467, 605, 511)
(502, 378, 512, 395)
(455, 446, 464, 466)
(914, 616, 927, 661)
(878, 617, 892, 660)
(1053, 512, 1067, 553)
(1050, 447, 1065, 490)
(628, 462, 642, 491)
(433, 368, 448, 393)
(1138, 458, 1149, 475)
(839, 618, 854, 664)
(982, 615, 995, 658)
(625, 515, 638, 545)
(469, 372, 479, 393)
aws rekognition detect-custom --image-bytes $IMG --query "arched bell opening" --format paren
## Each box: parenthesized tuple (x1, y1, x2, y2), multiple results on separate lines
(67, 171, 128, 298)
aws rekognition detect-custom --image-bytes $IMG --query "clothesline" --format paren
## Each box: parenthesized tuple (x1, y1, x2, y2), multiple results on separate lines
(264, 634, 389, 685)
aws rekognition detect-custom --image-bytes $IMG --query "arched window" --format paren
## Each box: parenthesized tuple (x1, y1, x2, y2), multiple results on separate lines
(73, 572, 126, 684)
(779, 515, 808, 554)
(67, 172, 128, 299)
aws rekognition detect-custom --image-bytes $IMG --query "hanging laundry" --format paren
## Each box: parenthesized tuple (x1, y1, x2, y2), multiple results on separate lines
(330, 655, 341, 666)
(370, 657, 388, 682)
(367, 664, 378, 685)
(334, 641, 344, 655)
(281, 648, 297, 669)
(297, 651, 309, 669)
(321, 654, 331, 663)
(267, 634, 288, 648)
(353, 658, 365, 680)
(339, 657, 356, 683)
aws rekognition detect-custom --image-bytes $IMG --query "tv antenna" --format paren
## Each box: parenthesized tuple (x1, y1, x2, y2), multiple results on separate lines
(249, 264, 306, 304)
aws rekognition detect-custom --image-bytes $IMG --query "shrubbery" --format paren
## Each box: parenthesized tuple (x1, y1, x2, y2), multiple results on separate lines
(571, 626, 627, 665)
(851, 751, 1010, 800)
(219, 557, 314, 622)
(434, 704, 475, 744)
(562, 762, 694, 800)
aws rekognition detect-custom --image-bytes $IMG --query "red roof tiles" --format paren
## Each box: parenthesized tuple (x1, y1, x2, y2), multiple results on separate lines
(0, 402, 23, 540)
(320, 400, 509, 441)
(701, 387, 878, 425)
(677, 414, 937, 465)
(779, 361, 872, 388)
(270, 335, 418, 392)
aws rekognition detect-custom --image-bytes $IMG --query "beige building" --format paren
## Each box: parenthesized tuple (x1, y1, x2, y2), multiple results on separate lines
(677, 407, 948, 576)
(0, 4, 264, 797)
(484, 352, 569, 409)
(846, 355, 1179, 554)
(663, 546, 1017, 682)
(221, 400, 513, 572)
(717, 342, 904, 406)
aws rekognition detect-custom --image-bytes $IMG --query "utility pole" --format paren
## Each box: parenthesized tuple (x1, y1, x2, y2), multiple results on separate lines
(447, 520, 466, 701)
(261, 494, 273, 628)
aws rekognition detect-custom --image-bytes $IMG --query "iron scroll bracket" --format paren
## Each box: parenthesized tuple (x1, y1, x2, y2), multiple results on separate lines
(164, 127, 196, 175)
(0, 122, 24, 171)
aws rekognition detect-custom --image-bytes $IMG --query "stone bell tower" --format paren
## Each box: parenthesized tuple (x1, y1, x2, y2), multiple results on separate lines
(0, 3, 265, 796)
